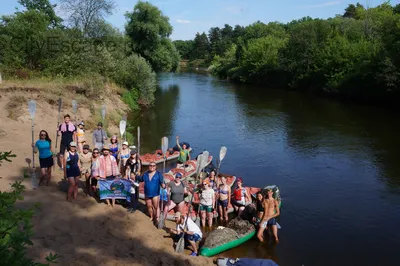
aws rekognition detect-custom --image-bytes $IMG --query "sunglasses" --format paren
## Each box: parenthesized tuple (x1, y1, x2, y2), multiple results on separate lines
(40, 134, 46, 136)
(93, 152, 99, 154)
(149, 165, 156, 167)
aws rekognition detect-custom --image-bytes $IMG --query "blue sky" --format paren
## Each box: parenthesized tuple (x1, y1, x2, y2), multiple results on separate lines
(0, 0, 390, 40)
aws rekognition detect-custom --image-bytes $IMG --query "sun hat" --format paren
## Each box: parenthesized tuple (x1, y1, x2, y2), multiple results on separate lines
(69, 141, 77, 147)
(79, 121, 85, 126)
(83, 144, 90, 150)
(130, 150, 137, 155)
(122, 141, 129, 146)
(102, 146, 110, 151)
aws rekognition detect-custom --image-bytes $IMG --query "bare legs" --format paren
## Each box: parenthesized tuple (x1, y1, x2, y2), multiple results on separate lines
(39, 167, 52, 186)
(145, 196, 160, 223)
(106, 198, 116, 207)
(257, 224, 278, 243)
(200, 209, 213, 228)
(67, 176, 79, 201)
(218, 205, 229, 223)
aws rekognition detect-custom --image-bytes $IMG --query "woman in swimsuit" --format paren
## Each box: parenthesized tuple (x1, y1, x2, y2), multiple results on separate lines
(76, 121, 86, 153)
(168, 172, 187, 214)
(254, 191, 264, 225)
(232, 177, 251, 216)
(119, 141, 130, 176)
(64, 141, 81, 201)
(109, 135, 118, 161)
(218, 176, 231, 223)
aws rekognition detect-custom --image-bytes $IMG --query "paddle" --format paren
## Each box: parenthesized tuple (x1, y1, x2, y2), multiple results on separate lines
(194, 152, 209, 228)
(215, 146, 227, 187)
(72, 100, 78, 124)
(137, 126, 140, 155)
(118, 118, 127, 170)
(100, 105, 106, 146)
(161, 137, 168, 174)
(28, 100, 38, 189)
(54, 98, 62, 170)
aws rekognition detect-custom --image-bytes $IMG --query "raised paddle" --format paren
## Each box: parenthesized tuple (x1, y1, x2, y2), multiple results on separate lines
(101, 105, 106, 122)
(54, 98, 62, 170)
(215, 146, 227, 187)
(161, 137, 168, 174)
(28, 100, 38, 189)
(118, 119, 127, 170)
(72, 100, 78, 124)
(137, 127, 140, 155)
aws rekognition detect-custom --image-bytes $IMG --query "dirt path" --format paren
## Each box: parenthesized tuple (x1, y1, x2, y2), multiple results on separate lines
(0, 94, 214, 266)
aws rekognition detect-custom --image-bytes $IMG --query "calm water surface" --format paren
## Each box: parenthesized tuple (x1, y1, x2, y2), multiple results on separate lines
(130, 71, 400, 266)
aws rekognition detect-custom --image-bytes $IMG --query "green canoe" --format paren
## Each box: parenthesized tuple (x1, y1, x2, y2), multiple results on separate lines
(199, 230, 256, 257)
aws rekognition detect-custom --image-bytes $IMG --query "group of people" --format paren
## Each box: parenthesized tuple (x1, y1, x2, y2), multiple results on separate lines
(32, 114, 280, 256)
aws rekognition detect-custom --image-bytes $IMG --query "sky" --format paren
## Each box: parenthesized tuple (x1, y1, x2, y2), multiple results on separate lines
(0, 0, 392, 40)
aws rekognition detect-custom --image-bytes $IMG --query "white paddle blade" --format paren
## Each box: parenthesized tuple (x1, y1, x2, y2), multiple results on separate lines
(28, 100, 36, 119)
(201, 151, 209, 169)
(219, 146, 227, 162)
(72, 100, 77, 113)
(119, 120, 127, 137)
(196, 154, 204, 174)
(101, 105, 106, 121)
(161, 137, 168, 155)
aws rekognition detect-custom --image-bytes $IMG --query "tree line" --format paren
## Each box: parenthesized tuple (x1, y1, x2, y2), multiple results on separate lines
(0, 0, 180, 107)
(173, 2, 400, 106)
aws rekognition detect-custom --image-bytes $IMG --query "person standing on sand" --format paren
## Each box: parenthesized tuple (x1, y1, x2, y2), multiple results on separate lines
(32, 130, 54, 186)
(119, 141, 130, 176)
(98, 146, 120, 207)
(64, 142, 81, 201)
(176, 136, 190, 167)
(109, 135, 119, 161)
(125, 149, 141, 178)
(137, 161, 164, 225)
(92, 122, 108, 151)
(76, 121, 86, 153)
(170, 212, 202, 257)
(58, 114, 77, 170)
(79, 144, 92, 195)
(90, 148, 101, 197)
(168, 172, 187, 214)
(159, 182, 169, 222)
(127, 171, 139, 213)
(257, 188, 280, 243)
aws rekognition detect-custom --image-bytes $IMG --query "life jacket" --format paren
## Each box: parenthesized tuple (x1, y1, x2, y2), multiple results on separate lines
(233, 188, 244, 201)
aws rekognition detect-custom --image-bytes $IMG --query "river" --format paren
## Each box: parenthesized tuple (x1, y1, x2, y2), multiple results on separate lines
(129, 70, 400, 266)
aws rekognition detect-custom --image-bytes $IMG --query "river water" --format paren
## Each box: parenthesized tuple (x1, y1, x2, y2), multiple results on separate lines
(130, 70, 400, 266)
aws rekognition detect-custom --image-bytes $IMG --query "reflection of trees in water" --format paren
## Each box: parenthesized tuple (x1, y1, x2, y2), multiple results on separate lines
(129, 84, 179, 153)
(236, 86, 400, 188)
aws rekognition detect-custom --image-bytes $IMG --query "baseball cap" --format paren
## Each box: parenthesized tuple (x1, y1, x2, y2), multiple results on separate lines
(69, 141, 77, 147)
(122, 141, 129, 146)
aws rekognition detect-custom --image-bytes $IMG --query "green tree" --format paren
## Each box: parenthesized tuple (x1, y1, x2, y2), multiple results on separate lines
(18, 0, 63, 28)
(173, 40, 194, 59)
(125, 1, 179, 72)
(191, 32, 210, 60)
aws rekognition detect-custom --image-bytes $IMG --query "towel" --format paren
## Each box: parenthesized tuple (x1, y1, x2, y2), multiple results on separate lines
(60, 123, 76, 132)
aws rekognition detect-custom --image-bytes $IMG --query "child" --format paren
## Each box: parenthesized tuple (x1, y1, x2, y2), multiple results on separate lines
(159, 182, 169, 223)
(128, 172, 139, 213)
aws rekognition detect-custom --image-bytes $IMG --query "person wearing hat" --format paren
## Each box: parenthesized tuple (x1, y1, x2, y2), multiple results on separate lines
(79, 144, 92, 194)
(77, 121, 86, 153)
(169, 212, 202, 256)
(168, 172, 187, 215)
(257, 188, 280, 243)
(125, 147, 141, 178)
(58, 114, 77, 170)
(64, 141, 81, 201)
(92, 122, 108, 151)
(232, 178, 252, 216)
(98, 146, 120, 207)
(119, 141, 130, 176)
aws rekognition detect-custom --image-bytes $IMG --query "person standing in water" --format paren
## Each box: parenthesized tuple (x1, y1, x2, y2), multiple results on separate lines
(217, 176, 231, 223)
(92, 122, 108, 151)
(32, 130, 54, 186)
(200, 179, 215, 228)
(76, 121, 86, 153)
(64, 142, 81, 201)
(257, 188, 280, 243)
(58, 114, 77, 170)
(176, 136, 190, 167)
(232, 178, 252, 216)
(79, 144, 92, 195)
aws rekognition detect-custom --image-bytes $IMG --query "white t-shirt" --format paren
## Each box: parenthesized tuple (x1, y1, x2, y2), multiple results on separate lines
(200, 188, 214, 206)
(176, 217, 203, 238)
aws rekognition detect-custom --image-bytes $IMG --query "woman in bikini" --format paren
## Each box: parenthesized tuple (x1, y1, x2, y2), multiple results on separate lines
(109, 135, 119, 161)
(64, 142, 81, 201)
(76, 121, 86, 153)
(218, 176, 231, 223)
(119, 141, 131, 175)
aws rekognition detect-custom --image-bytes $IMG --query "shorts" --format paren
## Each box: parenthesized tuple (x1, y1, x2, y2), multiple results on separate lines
(160, 200, 168, 207)
(218, 199, 228, 208)
(81, 169, 90, 176)
(39, 156, 54, 169)
(232, 199, 247, 207)
(199, 205, 213, 212)
(174, 233, 202, 243)
(261, 218, 276, 228)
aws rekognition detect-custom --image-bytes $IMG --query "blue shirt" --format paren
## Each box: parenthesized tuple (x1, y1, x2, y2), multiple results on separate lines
(138, 171, 164, 198)
(35, 140, 52, 159)
(160, 188, 168, 201)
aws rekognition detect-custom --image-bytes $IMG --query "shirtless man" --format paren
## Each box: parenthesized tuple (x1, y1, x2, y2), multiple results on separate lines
(257, 188, 280, 243)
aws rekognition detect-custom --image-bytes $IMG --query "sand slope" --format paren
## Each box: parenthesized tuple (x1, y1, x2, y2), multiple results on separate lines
(0, 93, 214, 266)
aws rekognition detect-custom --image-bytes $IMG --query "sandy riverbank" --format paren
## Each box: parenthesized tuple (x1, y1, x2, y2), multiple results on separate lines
(0, 86, 214, 266)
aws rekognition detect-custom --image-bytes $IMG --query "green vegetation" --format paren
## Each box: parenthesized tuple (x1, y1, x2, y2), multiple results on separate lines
(0, 151, 58, 265)
(0, 0, 179, 107)
(175, 2, 400, 106)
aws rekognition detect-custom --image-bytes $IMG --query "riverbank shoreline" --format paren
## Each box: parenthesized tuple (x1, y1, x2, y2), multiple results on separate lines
(0, 82, 214, 266)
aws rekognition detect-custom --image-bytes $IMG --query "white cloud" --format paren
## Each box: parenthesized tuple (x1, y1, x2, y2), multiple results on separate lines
(302, 1, 341, 9)
(176, 19, 191, 24)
